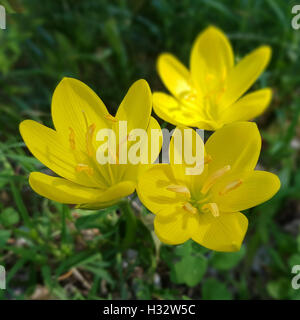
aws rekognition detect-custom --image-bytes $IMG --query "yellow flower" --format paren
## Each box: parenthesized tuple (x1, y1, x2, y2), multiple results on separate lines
(20, 78, 161, 209)
(137, 122, 280, 252)
(153, 26, 272, 130)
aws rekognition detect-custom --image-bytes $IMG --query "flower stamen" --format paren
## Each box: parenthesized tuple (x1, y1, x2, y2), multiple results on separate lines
(86, 123, 96, 157)
(69, 127, 76, 150)
(216, 86, 226, 103)
(81, 110, 96, 157)
(108, 147, 119, 164)
(76, 164, 94, 176)
(204, 154, 212, 164)
(166, 185, 191, 198)
(179, 90, 198, 103)
(219, 179, 243, 195)
(183, 202, 197, 214)
(202, 202, 219, 217)
(104, 114, 118, 123)
(201, 165, 231, 194)
(205, 73, 215, 82)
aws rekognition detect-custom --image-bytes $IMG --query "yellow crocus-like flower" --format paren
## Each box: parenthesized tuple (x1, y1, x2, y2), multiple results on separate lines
(20, 78, 161, 209)
(137, 122, 280, 252)
(153, 26, 272, 130)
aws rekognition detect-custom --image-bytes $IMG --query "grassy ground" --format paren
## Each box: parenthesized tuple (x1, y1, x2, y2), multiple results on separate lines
(0, 0, 300, 299)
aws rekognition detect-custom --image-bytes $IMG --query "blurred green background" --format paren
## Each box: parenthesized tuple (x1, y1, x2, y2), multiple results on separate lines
(0, 0, 300, 300)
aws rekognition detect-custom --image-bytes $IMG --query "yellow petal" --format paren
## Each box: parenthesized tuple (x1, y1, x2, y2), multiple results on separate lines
(169, 127, 205, 166)
(145, 116, 163, 164)
(219, 46, 271, 108)
(216, 171, 280, 212)
(116, 79, 152, 132)
(157, 53, 192, 98)
(19, 120, 101, 188)
(137, 164, 188, 214)
(116, 116, 162, 183)
(169, 126, 206, 184)
(205, 122, 261, 175)
(153, 92, 215, 130)
(154, 207, 198, 245)
(191, 211, 248, 252)
(168, 127, 210, 198)
(51, 77, 108, 150)
(29, 172, 102, 204)
(77, 181, 136, 209)
(190, 26, 234, 93)
(134, 116, 163, 178)
(29, 172, 135, 205)
(221, 88, 272, 123)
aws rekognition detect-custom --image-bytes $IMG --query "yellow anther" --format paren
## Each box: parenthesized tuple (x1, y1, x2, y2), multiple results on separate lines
(183, 202, 197, 214)
(69, 127, 76, 150)
(179, 90, 197, 103)
(75, 164, 94, 176)
(108, 147, 119, 164)
(204, 154, 212, 164)
(166, 185, 191, 197)
(216, 86, 226, 103)
(202, 202, 219, 217)
(86, 123, 96, 157)
(118, 133, 131, 150)
(201, 165, 231, 194)
(186, 93, 197, 102)
(219, 179, 243, 196)
(205, 73, 215, 82)
(104, 114, 118, 123)
(82, 110, 89, 128)
(81, 110, 96, 157)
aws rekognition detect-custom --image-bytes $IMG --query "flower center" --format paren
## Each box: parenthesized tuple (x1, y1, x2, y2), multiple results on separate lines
(67, 110, 116, 188)
(166, 163, 243, 219)
(68, 111, 96, 178)
(67, 111, 135, 186)
(180, 91, 197, 103)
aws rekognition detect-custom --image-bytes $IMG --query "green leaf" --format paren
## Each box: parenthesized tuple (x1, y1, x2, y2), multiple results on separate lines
(75, 211, 106, 230)
(56, 251, 102, 276)
(174, 240, 193, 257)
(202, 278, 232, 300)
(82, 265, 114, 285)
(288, 254, 300, 269)
(172, 254, 207, 287)
(267, 278, 290, 299)
(0, 230, 11, 246)
(297, 234, 300, 252)
(0, 207, 20, 227)
(169, 240, 208, 287)
(75, 206, 117, 230)
(210, 245, 246, 271)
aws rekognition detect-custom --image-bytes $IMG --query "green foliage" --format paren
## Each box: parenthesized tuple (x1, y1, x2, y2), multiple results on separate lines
(202, 278, 233, 300)
(210, 246, 246, 271)
(0, 207, 19, 227)
(170, 241, 207, 287)
(0, 0, 299, 300)
(0, 230, 11, 247)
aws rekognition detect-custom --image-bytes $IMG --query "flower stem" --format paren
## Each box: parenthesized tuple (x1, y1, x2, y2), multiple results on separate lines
(119, 199, 137, 250)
